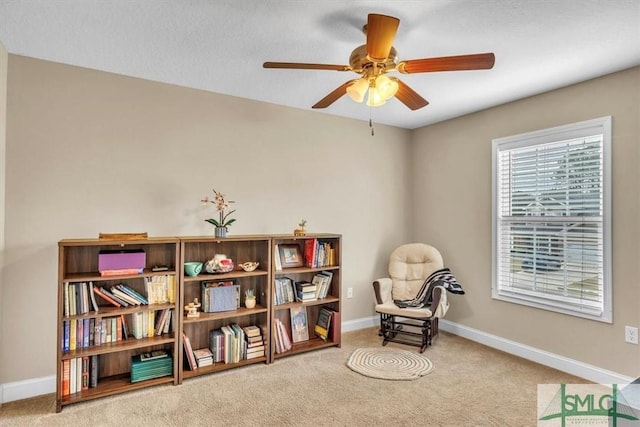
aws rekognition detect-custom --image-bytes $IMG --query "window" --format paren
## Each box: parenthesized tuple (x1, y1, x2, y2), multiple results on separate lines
(492, 117, 611, 322)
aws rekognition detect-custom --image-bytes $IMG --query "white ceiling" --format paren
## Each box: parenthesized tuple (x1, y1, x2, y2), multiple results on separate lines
(0, 1, 638, 129)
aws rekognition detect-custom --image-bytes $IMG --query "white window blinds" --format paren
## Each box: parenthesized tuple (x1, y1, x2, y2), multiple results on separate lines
(492, 117, 611, 322)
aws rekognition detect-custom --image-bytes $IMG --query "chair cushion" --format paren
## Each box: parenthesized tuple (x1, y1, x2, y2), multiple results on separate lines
(375, 302, 433, 318)
(389, 243, 444, 301)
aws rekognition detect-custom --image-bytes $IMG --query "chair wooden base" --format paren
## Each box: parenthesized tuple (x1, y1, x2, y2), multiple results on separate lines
(378, 313, 439, 353)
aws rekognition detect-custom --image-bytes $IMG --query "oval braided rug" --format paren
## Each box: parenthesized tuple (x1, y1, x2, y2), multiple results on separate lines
(346, 347, 434, 380)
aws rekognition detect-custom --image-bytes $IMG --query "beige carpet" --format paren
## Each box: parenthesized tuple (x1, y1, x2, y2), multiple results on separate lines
(0, 328, 588, 426)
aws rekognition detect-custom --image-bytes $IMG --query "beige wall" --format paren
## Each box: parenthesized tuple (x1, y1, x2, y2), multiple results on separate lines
(0, 42, 7, 388)
(1, 55, 412, 383)
(412, 67, 640, 377)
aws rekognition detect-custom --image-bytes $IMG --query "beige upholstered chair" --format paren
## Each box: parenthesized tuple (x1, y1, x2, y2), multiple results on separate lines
(372, 243, 449, 352)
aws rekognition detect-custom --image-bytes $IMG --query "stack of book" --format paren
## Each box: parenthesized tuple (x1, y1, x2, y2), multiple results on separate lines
(311, 271, 333, 299)
(294, 281, 317, 302)
(243, 326, 265, 360)
(130, 350, 173, 383)
(193, 348, 214, 367)
(273, 318, 292, 354)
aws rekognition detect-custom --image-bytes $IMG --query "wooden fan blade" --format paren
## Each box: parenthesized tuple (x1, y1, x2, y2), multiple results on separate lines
(263, 62, 350, 71)
(312, 80, 356, 109)
(366, 14, 400, 62)
(395, 79, 429, 110)
(397, 53, 495, 74)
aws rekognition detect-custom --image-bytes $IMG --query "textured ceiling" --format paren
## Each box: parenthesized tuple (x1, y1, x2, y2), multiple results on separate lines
(0, 0, 638, 129)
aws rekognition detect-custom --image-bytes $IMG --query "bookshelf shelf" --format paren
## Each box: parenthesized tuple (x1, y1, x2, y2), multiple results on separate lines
(59, 373, 174, 406)
(61, 334, 176, 359)
(56, 237, 180, 412)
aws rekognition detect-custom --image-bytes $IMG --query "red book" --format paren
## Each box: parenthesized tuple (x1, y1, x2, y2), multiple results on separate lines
(182, 332, 198, 371)
(61, 359, 70, 396)
(304, 239, 318, 268)
(92, 286, 121, 307)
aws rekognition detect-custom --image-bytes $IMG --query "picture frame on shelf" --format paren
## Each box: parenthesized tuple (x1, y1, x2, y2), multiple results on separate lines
(290, 305, 309, 343)
(279, 244, 303, 268)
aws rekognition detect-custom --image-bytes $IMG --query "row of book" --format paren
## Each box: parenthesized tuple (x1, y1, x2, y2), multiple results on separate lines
(273, 306, 339, 354)
(60, 355, 98, 396)
(182, 324, 265, 370)
(64, 276, 176, 316)
(61, 309, 174, 351)
(274, 272, 333, 306)
(303, 238, 336, 268)
(144, 275, 176, 305)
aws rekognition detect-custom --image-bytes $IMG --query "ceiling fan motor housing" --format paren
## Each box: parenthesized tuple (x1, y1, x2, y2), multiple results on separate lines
(349, 45, 398, 75)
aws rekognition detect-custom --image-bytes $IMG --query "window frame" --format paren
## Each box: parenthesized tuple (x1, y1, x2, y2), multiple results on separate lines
(491, 116, 612, 323)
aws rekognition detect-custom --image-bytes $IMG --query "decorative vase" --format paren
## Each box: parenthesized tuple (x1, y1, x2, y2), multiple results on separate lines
(215, 226, 227, 237)
(245, 298, 256, 309)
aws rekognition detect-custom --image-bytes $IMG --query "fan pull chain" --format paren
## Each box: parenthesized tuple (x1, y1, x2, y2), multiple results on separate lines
(369, 107, 375, 136)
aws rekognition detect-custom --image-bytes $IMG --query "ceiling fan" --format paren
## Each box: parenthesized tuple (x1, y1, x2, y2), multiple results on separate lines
(263, 13, 495, 111)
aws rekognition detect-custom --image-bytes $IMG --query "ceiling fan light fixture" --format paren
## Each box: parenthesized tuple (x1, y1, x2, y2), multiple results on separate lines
(366, 86, 386, 107)
(375, 75, 399, 100)
(346, 78, 369, 103)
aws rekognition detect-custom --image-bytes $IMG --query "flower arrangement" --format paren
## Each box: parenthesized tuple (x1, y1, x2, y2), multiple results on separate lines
(201, 189, 236, 230)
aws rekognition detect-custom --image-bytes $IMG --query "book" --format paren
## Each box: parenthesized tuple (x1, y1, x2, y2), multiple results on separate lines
(89, 355, 98, 388)
(290, 306, 309, 343)
(92, 286, 121, 307)
(81, 356, 89, 391)
(193, 348, 214, 367)
(140, 350, 169, 361)
(182, 332, 197, 371)
(242, 325, 262, 338)
(273, 244, 282, 271)
(88, 282, 99, 312)
(100, 268, 144, 277)
(61, 359, 70, 396)
(99, 286, 129, 307)
(314, 307, 333, 340)
(116, 284, 149, 305)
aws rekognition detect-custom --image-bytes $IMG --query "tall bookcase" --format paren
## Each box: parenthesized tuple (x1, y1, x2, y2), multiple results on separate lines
(178, 235, 271, 382)
(56, 237, 180, 412)
(271, 234, 341, 360)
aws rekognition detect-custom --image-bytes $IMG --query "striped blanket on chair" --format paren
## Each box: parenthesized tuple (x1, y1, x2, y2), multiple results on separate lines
(394, 268, 464, 309)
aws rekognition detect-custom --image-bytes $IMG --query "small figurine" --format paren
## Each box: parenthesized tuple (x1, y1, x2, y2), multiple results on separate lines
(294, 219, 307, 236)
(185, 298, 201, 318)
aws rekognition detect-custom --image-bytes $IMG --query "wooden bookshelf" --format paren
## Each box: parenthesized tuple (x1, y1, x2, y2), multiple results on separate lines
(178, 235, 272, 382)
(56, 237, 180, 412)
(271, 234, 342, 360)
(56, 233, 341, 410)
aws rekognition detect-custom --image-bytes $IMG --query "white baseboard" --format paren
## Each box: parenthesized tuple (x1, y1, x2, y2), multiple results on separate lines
(2, 317, 632, 403)
(438, 319, 633, 385)
(1, 375, 55, 404)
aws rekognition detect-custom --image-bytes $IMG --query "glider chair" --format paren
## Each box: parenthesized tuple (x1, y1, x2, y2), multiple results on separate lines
(372, 243, 450, 353)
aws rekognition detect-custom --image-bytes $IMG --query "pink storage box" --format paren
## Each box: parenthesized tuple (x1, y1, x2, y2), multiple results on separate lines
(98, 250, 146, 272)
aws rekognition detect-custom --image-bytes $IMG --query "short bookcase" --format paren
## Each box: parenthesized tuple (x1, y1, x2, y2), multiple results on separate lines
(178, 235, 271, 382)
(271, 234, 342, 360)
(56, 237, 180, 412)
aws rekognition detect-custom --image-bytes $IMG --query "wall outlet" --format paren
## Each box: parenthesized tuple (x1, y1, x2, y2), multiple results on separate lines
(625, 326, 638, 344)
(347, 287, 353, 298)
